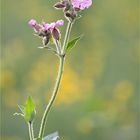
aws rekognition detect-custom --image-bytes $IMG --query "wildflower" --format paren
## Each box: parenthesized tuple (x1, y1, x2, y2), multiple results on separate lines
(28, 19, 64, 46)
(44, 20, 64, 40)
(44, 20, 64, 30)
(72, 0, 92, 10)
(28, 19, 42, 32)
(54, 0, 92, 22)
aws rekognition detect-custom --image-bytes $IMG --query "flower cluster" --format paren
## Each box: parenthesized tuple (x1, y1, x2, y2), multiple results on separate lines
(28, 19, 64, 45)
(54, 0, 92, 21)
(28, 0, 92, 48)
(72, 0, 92, 10)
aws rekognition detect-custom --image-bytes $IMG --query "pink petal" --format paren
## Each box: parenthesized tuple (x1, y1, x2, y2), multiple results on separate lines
(55, 20, 64, 27)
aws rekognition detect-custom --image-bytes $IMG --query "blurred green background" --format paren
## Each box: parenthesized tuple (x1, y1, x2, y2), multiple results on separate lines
(1, 0, 139, 140)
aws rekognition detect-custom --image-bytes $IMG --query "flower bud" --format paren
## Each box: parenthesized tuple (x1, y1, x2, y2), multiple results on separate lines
(65, 12, 71, 18)
(52, 28, 60, 40)
(43, 36, 50, 46)
(65, 11, 77, 21)
(54, 2, 65, 9)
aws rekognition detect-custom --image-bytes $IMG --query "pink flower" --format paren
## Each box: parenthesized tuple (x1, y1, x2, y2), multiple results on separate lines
(45, 20, 64, 40)
(72, 0, 92, 10)
(55, 20, 64, 27)
(28, 19, 36, 26)
(28, 19, 42, 32)
(44, 20, 64, 31)
(28, 19, 64, 41)
(44, 20, 64, 40)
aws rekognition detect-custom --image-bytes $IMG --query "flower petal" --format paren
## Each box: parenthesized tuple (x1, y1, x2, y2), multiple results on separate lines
(55, 20, 64, 27)
(28, 19, 37, 27)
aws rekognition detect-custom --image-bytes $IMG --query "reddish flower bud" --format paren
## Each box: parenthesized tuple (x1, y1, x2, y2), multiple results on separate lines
(54, 2, 65, 9)
(52, 28, 60, 40)
(65, 11, 77, 21)
(65, 12, 72, 18)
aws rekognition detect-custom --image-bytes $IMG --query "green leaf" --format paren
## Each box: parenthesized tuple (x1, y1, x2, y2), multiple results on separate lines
(66, 35, 83, 53)
(43, 132, 59, 140)
(25, 96, 36, 122)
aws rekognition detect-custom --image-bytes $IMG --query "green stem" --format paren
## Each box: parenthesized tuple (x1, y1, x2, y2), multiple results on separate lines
(62, 21, 73, 54)
(54, 39, 61, 55)
(38, 20, 73, 139)
(28, 122, 34, 140)
(38, 56, 65, 138)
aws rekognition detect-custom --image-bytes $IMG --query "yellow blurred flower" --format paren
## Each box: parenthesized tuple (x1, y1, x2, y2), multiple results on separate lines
(106, 81, 134, 117)
(56, 65, 83, 105)
(83, 46, 109, 80)
(76, 117, 94, 134)
(114, 81, 133, 102)
(0, 70, 15, 89)
(26, 55, 57, 93)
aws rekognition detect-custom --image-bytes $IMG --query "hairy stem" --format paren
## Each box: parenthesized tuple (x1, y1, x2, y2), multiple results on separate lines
(28, 122, 34, 140)
(38, 20, 73, 139)
(62, 21, 73, 54)
(38, 56, 65, 138)
(54, 39, 61, 55)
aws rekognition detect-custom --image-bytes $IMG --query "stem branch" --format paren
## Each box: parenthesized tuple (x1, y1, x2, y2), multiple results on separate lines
(54, 39, 61, 55)
(62, 21, 73, 54)
(28, 122, 34, 140)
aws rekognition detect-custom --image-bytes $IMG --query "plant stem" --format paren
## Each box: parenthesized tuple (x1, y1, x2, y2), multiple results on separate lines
(62, 21, 73, 54)
(28, 122, 34, 140)
(54, 39, 61, 55)
(38, 20, 73, 139)
(38, 56, 65, 138)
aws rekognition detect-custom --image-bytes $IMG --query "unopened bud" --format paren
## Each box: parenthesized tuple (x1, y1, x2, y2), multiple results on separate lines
(65, 12, 71, 18)
(52, 28, 60, 40)
(54, 2, 65, 9)
(65, 11, 77, 21)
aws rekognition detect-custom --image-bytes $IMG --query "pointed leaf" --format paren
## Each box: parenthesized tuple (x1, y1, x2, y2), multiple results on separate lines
(25, 96, 36, 122)
(66, 35, 83, 53)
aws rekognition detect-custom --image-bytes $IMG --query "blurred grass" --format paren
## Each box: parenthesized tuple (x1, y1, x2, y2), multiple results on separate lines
(1, 0, 139, 140)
